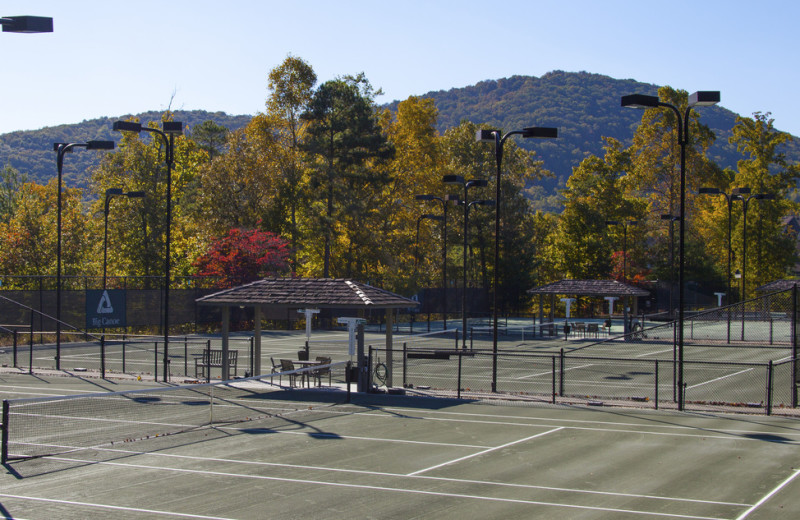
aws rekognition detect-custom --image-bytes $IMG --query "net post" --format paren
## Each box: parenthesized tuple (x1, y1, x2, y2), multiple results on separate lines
(12, 330, 17, 368)
(551, 356, 557, 404)
(767, 360, 774, 416)
(29, 310, 34, 374)
(402, 342, 407, 388)
(100, 335, 106, 379)
(654, 359, 659, 410)
(793, 285, 798, 408)
(457, 350, 462, 399)
(154, 341, 159, 382)
(2, 400, 9, 465)
(346, 360, 352, 403)
(206, 340, 211, 383)
(122, 334, 126, 373)
(184, 337, 189, 377)
(559, 348, 565, 397)
(367, 346, 374, 391)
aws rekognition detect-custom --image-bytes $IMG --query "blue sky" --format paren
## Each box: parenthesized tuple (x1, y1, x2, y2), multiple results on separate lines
(2, 0, 799, 137)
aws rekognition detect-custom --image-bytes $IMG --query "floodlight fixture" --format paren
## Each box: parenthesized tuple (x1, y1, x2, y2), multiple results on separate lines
(621, 94, 660, 109)
(688, 91, 721, 107)
(1, 15, 53, 33)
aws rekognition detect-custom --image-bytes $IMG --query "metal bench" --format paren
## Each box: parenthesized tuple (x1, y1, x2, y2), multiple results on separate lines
(194, 349, 238, 379)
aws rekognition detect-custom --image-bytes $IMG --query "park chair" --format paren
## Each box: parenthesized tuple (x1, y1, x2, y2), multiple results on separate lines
(311, 356, 332, 387)
(279, 359, 304, 388)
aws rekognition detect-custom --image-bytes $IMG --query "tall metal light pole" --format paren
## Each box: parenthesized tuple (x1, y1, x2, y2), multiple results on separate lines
(113, 120, 183, 382)
(103, 188, 145, 291)
(53, 141, 114, 369)
(416, 194, 459, 329)
(476, 126, 557, 392)
(443, 175, 491, 349)
(660, 214, 679, 318)
(1, 15, 52, 33)
(605, 220, 638, 283)
(414, 213, 444, 267)
(740, 191, 775, 308)
(697, 187, 750, 307)
(622, 90, 719, 410)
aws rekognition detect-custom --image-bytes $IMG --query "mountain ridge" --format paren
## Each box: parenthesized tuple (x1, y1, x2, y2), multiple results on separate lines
(2, 72, 797, 205)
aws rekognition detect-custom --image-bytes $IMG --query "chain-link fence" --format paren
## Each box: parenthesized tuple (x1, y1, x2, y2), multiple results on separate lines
(367, 287, 800, 415)
(0, 327, 256, 383)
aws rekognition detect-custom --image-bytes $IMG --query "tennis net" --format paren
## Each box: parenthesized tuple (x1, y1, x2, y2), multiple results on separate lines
(2, 361, 350, 463)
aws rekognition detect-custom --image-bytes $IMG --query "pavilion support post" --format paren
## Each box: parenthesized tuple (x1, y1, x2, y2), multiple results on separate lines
(385, 309, 394, 387)
(253, 306, 262, 376)
(539, 295, 544, 331)
(222, 307, 230, 381)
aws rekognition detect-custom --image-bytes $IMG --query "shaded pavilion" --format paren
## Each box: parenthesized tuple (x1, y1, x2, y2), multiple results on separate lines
(528, 279, 649, 330)
(196, 278, 418, 379)
(756, 279, 800, 293)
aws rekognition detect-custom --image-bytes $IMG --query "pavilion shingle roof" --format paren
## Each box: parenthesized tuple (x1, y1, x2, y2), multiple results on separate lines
(756, 279, 800, 293)
(528, 279, 649, 297)
(196, 278, 419, 309)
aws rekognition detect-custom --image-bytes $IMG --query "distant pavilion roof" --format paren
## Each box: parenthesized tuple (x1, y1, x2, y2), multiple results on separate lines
(527, 279, 649, 297)
(756, 279, 800, 293)
(196, 277, 419, 310)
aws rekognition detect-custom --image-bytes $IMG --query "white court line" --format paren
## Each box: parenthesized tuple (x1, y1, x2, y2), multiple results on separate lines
(514, 348, 673, 381)
(0, 493, 236, 520)
(407, 427, 563, 476)
(735, 468, 800, 519)
(365, 408, 800, 442)
(42, 445, 747, 507)
(41, 457, 731, 520)
(687, 368, 754, 390)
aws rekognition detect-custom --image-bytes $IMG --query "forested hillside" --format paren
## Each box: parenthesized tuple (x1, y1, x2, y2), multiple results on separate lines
(402, 71, 800, 208)
(1, 72, 798, 207)
(0, 110, 251, 190)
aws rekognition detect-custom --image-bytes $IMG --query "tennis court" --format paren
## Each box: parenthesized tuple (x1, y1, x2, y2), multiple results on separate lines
(2, 368, 800, 519)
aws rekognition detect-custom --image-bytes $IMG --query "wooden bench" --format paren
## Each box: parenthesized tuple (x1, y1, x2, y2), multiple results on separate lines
(194, 349, 238, 379)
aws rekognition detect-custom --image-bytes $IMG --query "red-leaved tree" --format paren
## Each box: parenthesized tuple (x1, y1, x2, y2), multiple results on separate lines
(193, 227, 291, 288)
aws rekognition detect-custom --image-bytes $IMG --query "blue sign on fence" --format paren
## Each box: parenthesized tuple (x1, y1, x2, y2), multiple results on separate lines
(86, 289, 127, 329)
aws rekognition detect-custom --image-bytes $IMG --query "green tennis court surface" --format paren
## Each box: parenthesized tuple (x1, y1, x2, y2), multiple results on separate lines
(2, 371, 800, 519)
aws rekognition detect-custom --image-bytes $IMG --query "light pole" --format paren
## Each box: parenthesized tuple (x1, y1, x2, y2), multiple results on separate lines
(113, 120, 183, 382)
(660, 214, 679, 318)
(416, 194, 459, 329)
(605, 220, 638, 283)
(476, 127, 557, 391)
(443, 175, 491, 349)
(103, 188, 145, 291)
(1, 15, 52, 33)
(622, 90, 719, 410)
(697, 187, 750, 308)
(54, 140, 115, 370)
(740, 191, 775, 308)
(415, 213, 444, 267)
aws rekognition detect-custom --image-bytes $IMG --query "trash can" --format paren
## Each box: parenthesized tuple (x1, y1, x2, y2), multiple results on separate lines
(298, 350, 309, 361)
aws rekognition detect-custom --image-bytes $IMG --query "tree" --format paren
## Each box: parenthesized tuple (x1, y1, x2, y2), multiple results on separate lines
(266, 56, 317, 269)
(626, 87, 724, 287)
(191, 123, 280, 238)
(376, 96, 442, 293)
(553, 138, 634, 280)
(192, 227, 291, 288)
(728, 113, 799, 294)
(91, 114, 208, 287)
(0, 165, 26, 224)
(301, 73, 394, 278)
(190, 120, 229, 161)
(0, 180, 89, 281)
